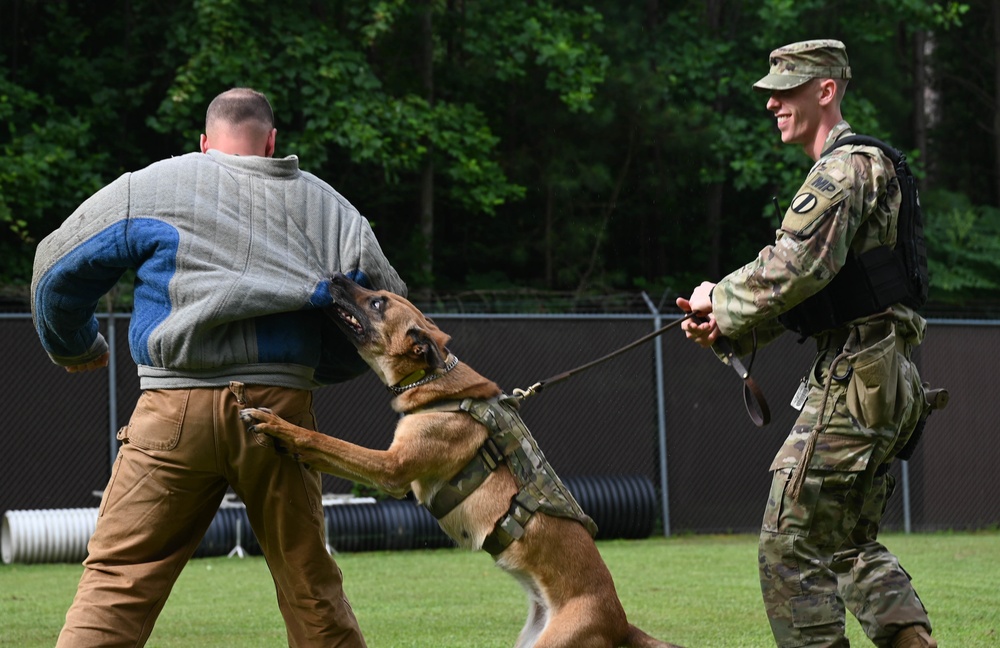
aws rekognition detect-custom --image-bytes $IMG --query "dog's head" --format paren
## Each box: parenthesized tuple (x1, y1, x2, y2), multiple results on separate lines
(325, 273, 452, 389)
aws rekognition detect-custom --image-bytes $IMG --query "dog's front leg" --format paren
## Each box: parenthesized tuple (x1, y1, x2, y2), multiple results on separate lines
(240, 407, 412, 497)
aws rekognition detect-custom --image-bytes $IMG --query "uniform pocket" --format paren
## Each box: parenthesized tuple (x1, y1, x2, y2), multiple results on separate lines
(844, 327, 902, 429)
(806, 433, 876, 473)
(123, 390, 189, 451)
(769, 430, 875, 474)
(761, 468, 792, 533)
(790, 592, 842, 628)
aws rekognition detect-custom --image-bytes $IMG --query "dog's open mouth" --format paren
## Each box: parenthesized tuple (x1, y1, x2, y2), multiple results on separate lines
(334, 305, 365, 336)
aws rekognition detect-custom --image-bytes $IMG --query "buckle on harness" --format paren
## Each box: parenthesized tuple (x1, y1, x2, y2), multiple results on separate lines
(482, 491, 540, 556)
(479, 437, 504, 471)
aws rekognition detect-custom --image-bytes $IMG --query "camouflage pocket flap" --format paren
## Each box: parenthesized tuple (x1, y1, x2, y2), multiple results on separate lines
(845, 326, 902, 430)
(769, 432, 875, 473)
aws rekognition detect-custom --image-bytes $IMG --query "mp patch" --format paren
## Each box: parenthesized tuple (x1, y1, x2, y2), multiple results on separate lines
(780, 169, 848, 236)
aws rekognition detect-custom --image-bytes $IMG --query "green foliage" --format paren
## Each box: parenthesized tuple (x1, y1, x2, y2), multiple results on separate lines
(349, 482, 388, 500)
(146, 0, 604, 219)
(922, 190, 1000, 300)
(0, 75, 110, 293)
(456, 3, 609, 113)
(1, 0, 993, 308)
(0, 0, 184, 287)
(0, 77, 104, 242)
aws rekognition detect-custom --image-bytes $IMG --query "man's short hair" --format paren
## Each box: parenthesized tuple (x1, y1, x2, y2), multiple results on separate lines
(205, 88, 274, 132)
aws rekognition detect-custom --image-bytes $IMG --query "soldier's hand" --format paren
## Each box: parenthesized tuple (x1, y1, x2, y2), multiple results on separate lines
(687, 281, 716, 315)
(676, 295, 720, 349)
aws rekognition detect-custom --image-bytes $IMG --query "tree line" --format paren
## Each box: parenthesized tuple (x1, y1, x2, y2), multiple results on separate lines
(2, 0, 996, 313)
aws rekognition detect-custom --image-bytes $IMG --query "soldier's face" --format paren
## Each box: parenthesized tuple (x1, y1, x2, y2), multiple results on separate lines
(765, 80, 823, 146)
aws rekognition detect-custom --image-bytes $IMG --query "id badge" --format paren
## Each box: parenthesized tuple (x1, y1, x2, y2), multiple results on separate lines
(790, 377, 809, 411)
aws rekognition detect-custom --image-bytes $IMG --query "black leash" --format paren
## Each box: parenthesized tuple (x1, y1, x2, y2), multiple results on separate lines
(512, 312, 771, 427)
(511, 313, 696, 400)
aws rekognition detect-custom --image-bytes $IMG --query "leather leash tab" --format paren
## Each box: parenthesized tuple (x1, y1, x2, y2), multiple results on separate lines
(714, 336, 771, 427)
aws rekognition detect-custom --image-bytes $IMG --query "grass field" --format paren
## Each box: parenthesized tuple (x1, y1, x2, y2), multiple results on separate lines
(2, 531, 997, 647)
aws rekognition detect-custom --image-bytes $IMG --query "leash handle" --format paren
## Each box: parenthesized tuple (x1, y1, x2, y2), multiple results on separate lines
(687, 315, 772, 427)
(714, 336, 771, 427)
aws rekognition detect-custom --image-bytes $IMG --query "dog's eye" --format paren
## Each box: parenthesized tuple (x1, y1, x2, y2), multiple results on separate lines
(371, 298, 383, 311)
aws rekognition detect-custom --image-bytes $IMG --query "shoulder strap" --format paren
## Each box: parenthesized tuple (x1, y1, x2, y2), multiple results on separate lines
(822, 135, 901, 165)
(826, 135, 928, 309)
(404, 398, 468, 415)
(779, 134, 926, 337)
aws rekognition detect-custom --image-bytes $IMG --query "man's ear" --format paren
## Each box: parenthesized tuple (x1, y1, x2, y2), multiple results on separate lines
(265, 128, 276, 158)
(818, 79, 838, 106)
(408, 328, 447, 370)
(200, 134, 210, 153)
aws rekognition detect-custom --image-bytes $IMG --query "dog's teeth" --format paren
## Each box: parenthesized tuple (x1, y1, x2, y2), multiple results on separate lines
(336, 307, 363, 334)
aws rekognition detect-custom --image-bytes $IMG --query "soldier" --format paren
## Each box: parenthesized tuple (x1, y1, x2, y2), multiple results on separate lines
(676, 41, 938, 647)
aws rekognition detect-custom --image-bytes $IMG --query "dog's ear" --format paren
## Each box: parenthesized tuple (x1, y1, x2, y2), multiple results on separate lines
(407, 327, 448, 370)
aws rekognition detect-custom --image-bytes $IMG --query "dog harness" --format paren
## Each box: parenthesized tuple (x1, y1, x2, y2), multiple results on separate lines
(416, 394, 598, 555)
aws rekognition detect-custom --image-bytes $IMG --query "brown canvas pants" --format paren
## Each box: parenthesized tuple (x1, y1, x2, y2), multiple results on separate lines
(56, 383, 366, 648)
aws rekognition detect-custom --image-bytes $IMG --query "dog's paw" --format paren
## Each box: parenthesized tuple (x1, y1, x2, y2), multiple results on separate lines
(239, 407, 273, 427)
(240, 408, 300, 459)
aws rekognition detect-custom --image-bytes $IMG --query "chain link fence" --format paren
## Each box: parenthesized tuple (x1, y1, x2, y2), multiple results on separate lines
(2, 309, 997, 536)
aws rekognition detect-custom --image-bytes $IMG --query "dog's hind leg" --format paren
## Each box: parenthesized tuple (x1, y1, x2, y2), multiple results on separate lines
(530, 598, 620, 648)
(512, 575, 548, 648)
(621, 624, 685, 648)
(514, 599, 547, 648)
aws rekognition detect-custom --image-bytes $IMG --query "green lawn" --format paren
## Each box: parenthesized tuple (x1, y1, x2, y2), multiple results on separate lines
(2, 532, 997, 647)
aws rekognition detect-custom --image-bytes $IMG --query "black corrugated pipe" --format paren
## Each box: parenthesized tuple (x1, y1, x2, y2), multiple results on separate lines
(2, 475, 657, 563)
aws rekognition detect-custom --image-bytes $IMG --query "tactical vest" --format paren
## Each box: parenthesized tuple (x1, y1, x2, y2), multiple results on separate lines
(419, 394, 598, 555)
(779, 136, 929, 338)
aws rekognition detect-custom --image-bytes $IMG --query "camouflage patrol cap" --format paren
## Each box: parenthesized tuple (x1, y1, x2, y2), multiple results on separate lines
(753, 39, 851, 92)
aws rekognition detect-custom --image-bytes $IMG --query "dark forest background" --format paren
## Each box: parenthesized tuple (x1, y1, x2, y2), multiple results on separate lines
(2, 0, 996, 314)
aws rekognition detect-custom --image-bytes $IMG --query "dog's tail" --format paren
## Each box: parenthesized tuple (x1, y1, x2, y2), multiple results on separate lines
(622, 624, 685, 648)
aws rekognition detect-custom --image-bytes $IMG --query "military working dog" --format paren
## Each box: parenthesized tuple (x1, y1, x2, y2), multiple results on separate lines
(240, 274, 682, 648)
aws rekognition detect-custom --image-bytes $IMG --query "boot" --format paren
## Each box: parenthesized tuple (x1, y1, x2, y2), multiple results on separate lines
(891, 624, 937, 648)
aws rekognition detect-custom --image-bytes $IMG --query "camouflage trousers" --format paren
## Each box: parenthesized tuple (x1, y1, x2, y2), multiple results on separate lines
(760, 323, 932, 647)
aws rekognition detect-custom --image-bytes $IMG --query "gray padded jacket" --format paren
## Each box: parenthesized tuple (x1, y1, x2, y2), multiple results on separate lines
(31, 149, 405, 390)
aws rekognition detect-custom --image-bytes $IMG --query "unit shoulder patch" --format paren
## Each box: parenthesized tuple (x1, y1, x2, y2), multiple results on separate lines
(780, 168, 849, 237)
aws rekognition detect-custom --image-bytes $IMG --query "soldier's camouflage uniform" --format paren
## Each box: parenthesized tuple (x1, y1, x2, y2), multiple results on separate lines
(712, 118, 934, 647)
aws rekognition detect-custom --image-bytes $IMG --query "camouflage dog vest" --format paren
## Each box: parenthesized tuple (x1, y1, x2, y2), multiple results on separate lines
(419, 394, 598, 555)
